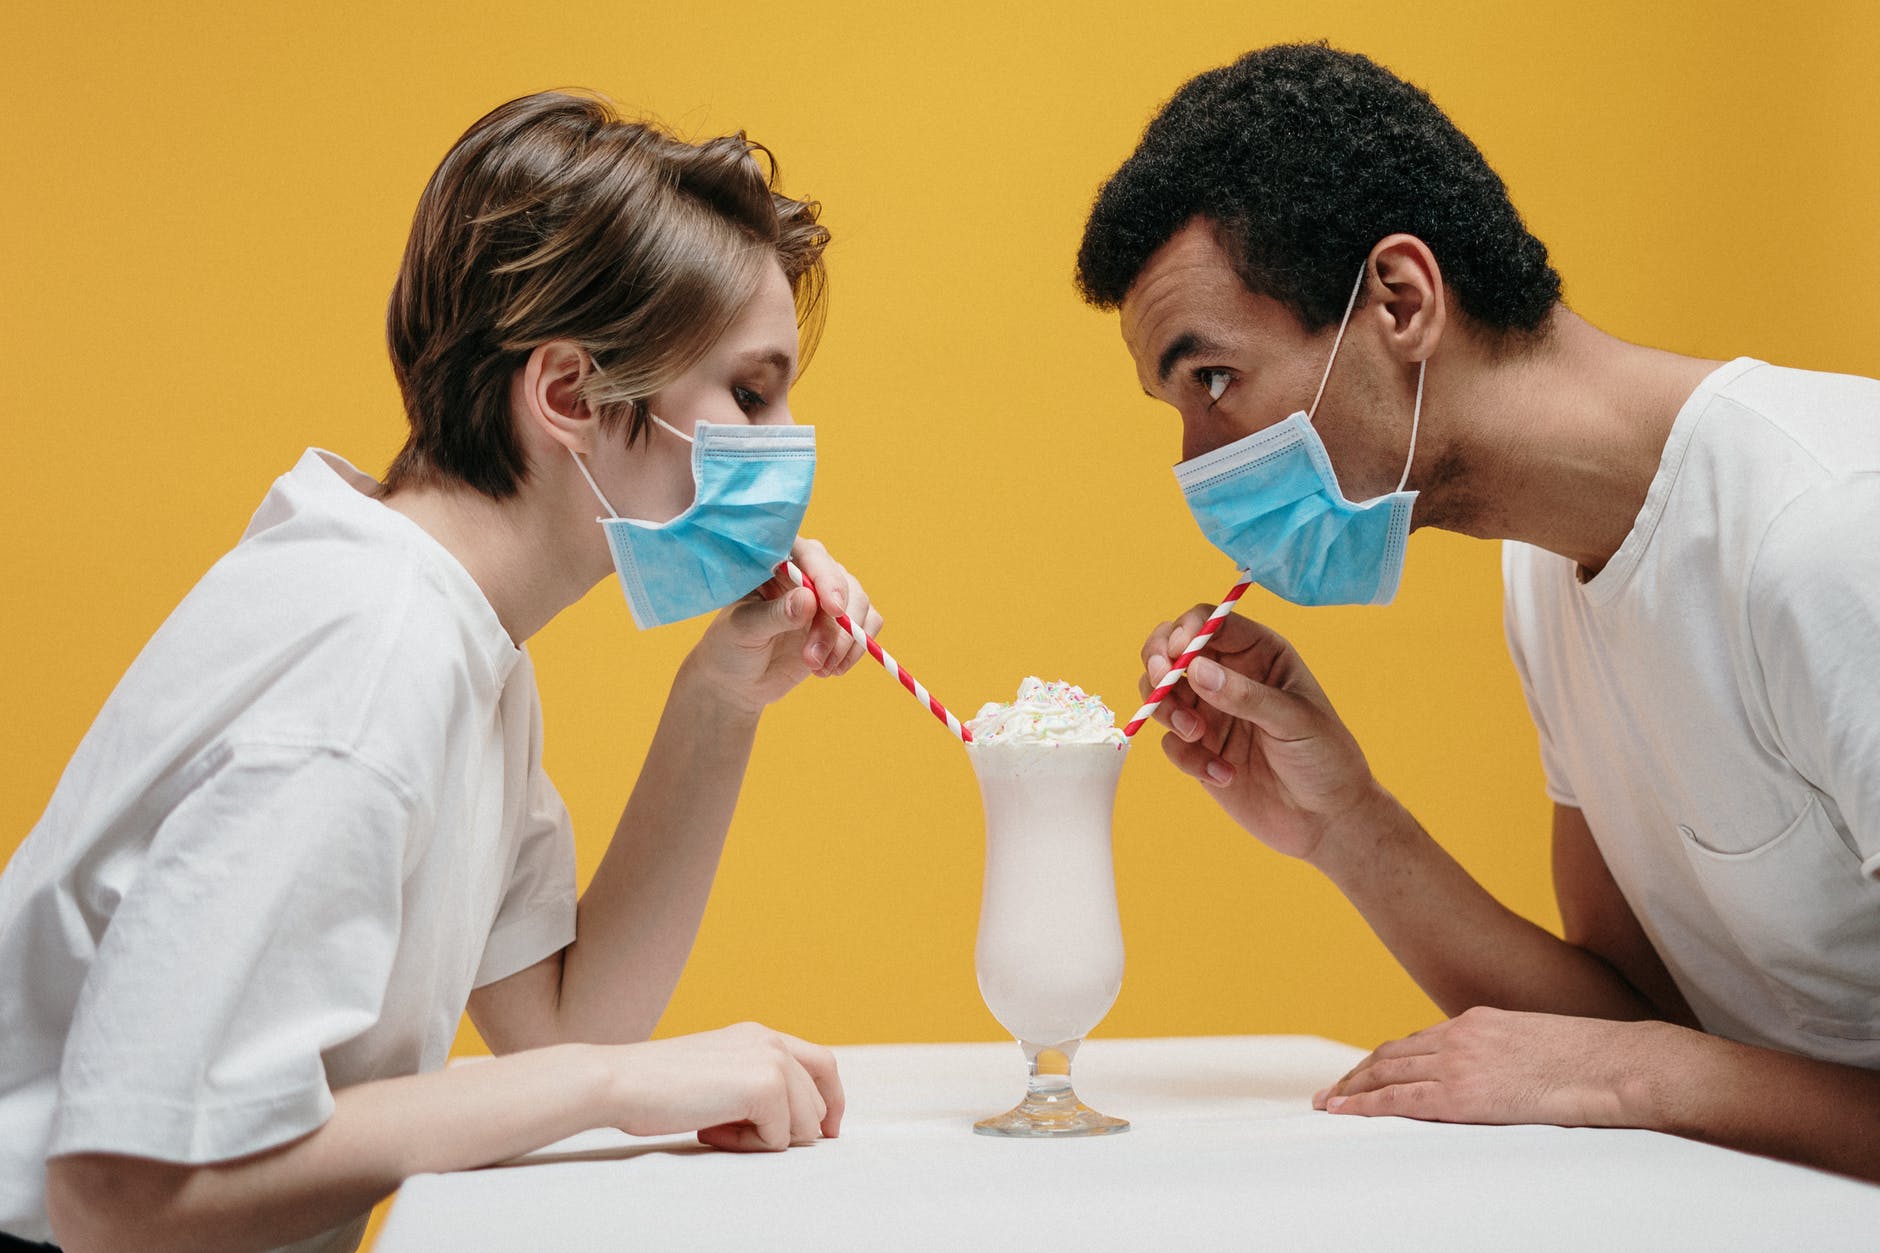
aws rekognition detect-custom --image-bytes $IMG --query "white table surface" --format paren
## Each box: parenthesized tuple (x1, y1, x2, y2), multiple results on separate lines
(375, 1035, 1880, 1252)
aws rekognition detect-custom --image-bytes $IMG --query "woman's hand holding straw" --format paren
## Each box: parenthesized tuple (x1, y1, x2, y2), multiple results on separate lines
(777, 560, 973, 743)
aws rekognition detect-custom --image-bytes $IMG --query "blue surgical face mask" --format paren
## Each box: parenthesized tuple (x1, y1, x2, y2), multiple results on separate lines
(1173, 264, 1424, 607)
(571, 415, 816, 629)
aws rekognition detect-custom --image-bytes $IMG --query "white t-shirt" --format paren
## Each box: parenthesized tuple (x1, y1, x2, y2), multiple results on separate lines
(0, 450, 578, 1250)
(1503, 358, 1880, 1067)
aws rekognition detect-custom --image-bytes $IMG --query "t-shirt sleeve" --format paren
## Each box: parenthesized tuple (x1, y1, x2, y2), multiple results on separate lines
(51, 743, 415, 1164)
(1501, 540, 1580, 808)
(473, 697, 577, 989)
(1749, 474, 1880, 876)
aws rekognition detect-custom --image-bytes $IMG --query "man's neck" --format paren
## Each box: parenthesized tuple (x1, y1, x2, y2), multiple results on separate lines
(1423, 309, 1724, 577)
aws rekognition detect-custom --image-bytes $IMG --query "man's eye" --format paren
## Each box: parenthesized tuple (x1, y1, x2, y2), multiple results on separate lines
(1196, 368, 1233, 403)
(733, 386, 766, 413)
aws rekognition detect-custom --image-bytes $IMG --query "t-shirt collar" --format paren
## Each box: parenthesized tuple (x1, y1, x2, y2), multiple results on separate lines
(272, 449, 523, 688)
(1578, 357, 1763, 605)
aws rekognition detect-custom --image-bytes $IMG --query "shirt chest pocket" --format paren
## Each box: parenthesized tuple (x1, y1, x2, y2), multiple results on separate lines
(1679, 792, 1880, 1041)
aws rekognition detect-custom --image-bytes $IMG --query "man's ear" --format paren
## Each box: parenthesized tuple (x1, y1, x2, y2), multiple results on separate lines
(517, 340, 598, 455)
(1365, 234, 1446, 364)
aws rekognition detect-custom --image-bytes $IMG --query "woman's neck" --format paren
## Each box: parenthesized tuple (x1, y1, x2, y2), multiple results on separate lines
(381, 472, 602, 646)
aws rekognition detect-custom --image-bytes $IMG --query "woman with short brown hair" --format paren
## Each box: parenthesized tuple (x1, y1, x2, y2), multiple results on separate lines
(2, 91, 871, 1253)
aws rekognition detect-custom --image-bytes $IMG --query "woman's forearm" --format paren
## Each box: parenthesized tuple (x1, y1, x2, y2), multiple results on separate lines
(47, 1043, 614, 1253)
(552, 657, 762, 1043)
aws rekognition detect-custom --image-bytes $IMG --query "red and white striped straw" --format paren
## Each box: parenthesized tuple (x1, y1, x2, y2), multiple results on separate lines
(1122, 572, 1253, 738)
(778, 560, 973, 743)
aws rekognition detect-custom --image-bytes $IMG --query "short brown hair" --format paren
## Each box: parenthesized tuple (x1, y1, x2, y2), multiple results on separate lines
(384, 90, 830, 498)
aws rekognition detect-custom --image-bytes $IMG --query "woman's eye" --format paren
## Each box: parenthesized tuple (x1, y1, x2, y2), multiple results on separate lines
(1196, 368, 1233, 404)
(732, 386, 766, 414)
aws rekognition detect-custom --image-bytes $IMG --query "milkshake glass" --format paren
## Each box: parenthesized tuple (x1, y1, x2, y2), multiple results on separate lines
(965, 684, 1130, 1138)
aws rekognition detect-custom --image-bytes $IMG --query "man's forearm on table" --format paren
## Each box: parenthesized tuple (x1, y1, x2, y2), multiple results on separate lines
(1642, 1024, 1880, 1183)
(1311, 789, 1667, 1022)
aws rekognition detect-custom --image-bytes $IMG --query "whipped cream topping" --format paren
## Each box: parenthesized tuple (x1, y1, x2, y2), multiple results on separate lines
(967, 676, 1127, 745)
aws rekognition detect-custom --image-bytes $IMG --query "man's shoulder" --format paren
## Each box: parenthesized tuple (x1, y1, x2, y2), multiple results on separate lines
(1703, 361, 1880, 477)
(1661, 361, 1880, 603)
(1750, 469, 1880, 606)
(1687, 363, 1880, 597)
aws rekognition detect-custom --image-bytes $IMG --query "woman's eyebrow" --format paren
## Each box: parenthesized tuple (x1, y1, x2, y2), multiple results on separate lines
(734, 349, 797, 380)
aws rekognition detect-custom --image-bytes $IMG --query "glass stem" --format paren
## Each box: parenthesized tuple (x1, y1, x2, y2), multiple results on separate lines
(1023, 1039, 1081, 1101)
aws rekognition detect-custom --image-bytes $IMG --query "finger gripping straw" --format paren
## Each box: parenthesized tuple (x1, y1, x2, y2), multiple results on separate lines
(1122, 573, 1253, 738)
(778, 560, 973, 743)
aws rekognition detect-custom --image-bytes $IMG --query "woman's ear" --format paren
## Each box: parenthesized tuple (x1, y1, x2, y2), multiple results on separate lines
(516, 339, 598, 455)
(1366, 234, 1446, 364)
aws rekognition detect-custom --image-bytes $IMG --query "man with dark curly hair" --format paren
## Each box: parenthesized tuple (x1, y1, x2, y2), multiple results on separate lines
(1081, 42, 1880, 1180)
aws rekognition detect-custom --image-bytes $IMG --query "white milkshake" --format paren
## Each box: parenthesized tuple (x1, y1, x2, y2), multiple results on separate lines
(969, 741, 1127, 1047)
(965, 678, 1130, 1137)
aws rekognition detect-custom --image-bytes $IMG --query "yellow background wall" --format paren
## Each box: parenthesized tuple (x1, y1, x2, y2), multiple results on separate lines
(6, 0, 1878, 1079)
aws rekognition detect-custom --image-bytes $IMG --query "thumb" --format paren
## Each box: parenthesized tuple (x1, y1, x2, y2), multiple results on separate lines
(725, 585, 814, 643)
(1185, 655, 1320, 740)
(698, 1122, 783, 1152)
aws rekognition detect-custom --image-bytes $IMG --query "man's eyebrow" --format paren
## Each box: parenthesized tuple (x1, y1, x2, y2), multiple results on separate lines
(1156, 331, 1227, 386)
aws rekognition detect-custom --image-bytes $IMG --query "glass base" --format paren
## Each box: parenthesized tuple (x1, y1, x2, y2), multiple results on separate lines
(973, 1083, 1129, 1138)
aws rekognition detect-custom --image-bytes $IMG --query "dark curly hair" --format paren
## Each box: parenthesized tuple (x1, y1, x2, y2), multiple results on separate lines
(1076, 43, 1560, 339)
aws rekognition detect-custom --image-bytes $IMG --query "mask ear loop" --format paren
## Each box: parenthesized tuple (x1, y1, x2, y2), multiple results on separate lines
(1306, 261, 1426, 494)
(1307, 263, 1369, 421)
(568, 412, 693, 520)
(570, 352, 629, 519)
(569, 448, 622, 519)
(649, 413, 696, 445)
(1397, 360, 1426, 493)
